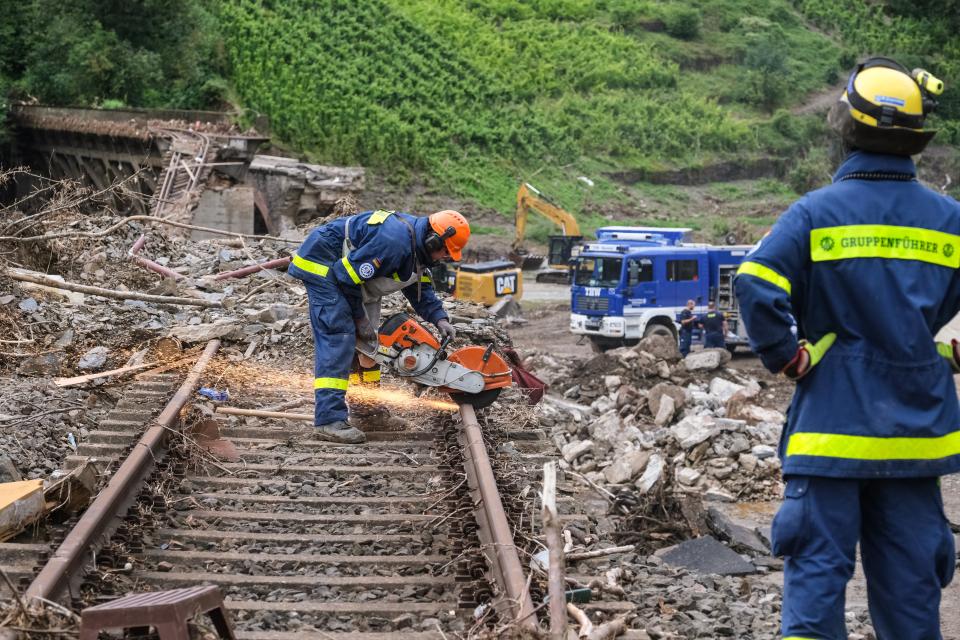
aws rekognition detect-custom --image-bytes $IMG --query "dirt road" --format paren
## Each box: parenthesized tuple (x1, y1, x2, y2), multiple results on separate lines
(510, 282, 960, 637)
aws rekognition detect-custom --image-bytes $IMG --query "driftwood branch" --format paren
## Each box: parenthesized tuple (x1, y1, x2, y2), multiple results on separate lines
(6, 271, 221, 308)
(0, 214, 299, 244)
(543, 462, 567, 640)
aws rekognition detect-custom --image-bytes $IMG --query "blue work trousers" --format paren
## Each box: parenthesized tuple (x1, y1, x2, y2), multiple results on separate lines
(774, 475, 955, 640)
(679, 330, 692, 357)
(704, 332, 725, 349)
(306, 281, 355, 426)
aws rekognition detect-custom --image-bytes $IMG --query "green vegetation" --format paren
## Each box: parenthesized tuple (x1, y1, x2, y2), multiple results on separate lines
(0, 1, 226, 108)
(0, 0, 958, 232)
(794, 0, 960, 142)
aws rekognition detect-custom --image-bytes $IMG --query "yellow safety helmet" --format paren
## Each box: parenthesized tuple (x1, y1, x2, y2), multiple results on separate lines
(828, 56, 944, 156)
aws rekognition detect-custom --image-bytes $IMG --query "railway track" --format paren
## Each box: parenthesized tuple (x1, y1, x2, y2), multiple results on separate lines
(3, 340, 632, 637)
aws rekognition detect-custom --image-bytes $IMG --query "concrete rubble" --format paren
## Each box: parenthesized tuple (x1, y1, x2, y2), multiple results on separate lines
(531, 334, 786, 502)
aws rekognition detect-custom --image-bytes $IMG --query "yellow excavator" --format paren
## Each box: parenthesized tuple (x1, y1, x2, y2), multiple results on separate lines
(511, 183, 583, 283)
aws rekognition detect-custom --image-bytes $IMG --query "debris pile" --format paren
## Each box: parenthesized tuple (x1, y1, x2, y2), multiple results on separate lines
(528, 334, 786, 503)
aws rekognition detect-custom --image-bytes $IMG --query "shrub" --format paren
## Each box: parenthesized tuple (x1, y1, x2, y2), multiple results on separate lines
(662, 6, 702, 40)
(788, 148, 832, 194)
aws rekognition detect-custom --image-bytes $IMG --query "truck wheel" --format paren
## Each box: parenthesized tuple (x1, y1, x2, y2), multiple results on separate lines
(643, 324, 674, 340)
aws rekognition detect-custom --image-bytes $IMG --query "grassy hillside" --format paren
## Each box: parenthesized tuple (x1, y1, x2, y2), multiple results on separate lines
(2, 1, 959, 243)
(213, 0, 957, 240)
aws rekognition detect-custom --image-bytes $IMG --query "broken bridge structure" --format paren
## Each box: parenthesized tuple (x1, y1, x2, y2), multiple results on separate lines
(5, 105, 364, 237)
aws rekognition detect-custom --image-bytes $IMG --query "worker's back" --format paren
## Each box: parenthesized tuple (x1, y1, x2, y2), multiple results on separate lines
(736, 149, 960, 478)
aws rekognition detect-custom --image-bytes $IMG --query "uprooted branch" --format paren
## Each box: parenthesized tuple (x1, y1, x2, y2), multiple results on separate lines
(0, 214, 300, 244)
(6, 270, 223, 308)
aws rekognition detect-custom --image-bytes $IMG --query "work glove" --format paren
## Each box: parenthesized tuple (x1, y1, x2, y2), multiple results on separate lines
(937, 339, 960, 373)
(436, 318, 457, 341)
(780, 332, 836, 380)
(355, 316, 377, 345)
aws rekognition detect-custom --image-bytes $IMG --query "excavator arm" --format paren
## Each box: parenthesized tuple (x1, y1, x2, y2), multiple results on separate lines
(513, 183, 581, 253)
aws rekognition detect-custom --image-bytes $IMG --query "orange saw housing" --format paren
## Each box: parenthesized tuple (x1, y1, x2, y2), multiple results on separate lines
(443, 345, 513, 394)
(379, 313, 441, 351)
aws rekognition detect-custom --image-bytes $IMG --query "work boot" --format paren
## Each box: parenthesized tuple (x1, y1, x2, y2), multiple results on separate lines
(315, 420, 366, 444)
(349, 404, 412, 431)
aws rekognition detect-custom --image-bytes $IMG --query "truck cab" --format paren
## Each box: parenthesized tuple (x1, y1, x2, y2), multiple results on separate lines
(568, 227, 752, 352)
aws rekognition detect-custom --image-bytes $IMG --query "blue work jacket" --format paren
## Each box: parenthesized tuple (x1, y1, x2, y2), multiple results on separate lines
(735, 150, 960, 478)
(288, 210, 447, 325)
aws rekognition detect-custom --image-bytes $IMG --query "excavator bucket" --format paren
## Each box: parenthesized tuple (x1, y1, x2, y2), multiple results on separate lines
(508, 250, 544, 271)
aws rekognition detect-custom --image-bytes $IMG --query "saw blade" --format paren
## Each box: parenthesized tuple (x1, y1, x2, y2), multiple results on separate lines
(449, 388, 502, 410)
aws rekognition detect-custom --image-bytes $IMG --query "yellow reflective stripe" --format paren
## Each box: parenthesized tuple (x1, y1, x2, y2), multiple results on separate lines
(810, 224, 960, 268)
(341, 257, 362, 284)
(420, 275, 432, 284)
(937, 341, 954, 360)
(291, 254, 329, 277)
(348, 373, 360, 385)
(314, 377, 349, 390)
(362, 369, 381, 382)
(804, 332, 835, 367)
(392, 272, 402, 281)
(786, 430, 960, 461)
(368, 209, 393, 224)
(737, 261, 791, 295)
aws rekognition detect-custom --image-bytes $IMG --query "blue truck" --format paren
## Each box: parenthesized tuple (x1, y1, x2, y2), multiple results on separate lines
(568, 226, 753, 352)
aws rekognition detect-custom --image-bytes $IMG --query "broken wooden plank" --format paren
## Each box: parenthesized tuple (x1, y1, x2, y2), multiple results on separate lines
(0, 480, 45, 542)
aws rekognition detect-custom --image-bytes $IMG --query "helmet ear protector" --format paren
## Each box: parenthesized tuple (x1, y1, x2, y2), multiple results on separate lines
(846, 57, 943, 129)
(424, 225, 456, 255)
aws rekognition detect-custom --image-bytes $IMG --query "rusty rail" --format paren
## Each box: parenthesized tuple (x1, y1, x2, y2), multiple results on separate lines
(26, 340, 221, 603)
(457, 403, 538, 629)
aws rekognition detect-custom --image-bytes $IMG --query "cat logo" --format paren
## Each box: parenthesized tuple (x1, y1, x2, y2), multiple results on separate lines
(494, 273, 517, 296)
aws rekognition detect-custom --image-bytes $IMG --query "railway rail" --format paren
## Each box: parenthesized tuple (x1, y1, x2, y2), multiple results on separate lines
(2, 340, 631, 637)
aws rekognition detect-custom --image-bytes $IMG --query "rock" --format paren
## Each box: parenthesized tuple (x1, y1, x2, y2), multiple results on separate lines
(657, 535, 757, 576)
(738, 453, 759, 473)
(562, 439, 594, 463)
(169, 319, 241, 343)
(654, 394, 675, 427)
(256, 304, 296, 323)
(752, 444, 776, 459)
(738, 405, 786, 425)
(707, 507, 770, 555)
(17, 353, 61, 376)
(489, 295, 520, 319)
(0, 455, 22, 482)
(676, 467, 701, 486)
(614, 384, 639, 409)
(656, 360, 672, 378)
(683, 348, 731, 371)
(18, 297, 39, 312)
(604, 375, 622, 391)
(708, 378, 745, 403)
(78, 346, 109, 370)
(648, 382, 686, 416)
(637, 333, 681, 362)
(670, 415, 719, 449)
(603, 449, 651, 484)
(704, 487, 736, 503)
(635, 453, 664, 494)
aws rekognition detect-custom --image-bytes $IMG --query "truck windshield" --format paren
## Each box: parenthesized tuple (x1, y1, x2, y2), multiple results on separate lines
(573, 257, 623, 287)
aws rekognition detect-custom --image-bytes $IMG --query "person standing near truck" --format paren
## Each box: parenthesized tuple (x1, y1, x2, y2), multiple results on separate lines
(698, 300, 726, 349)
(678, 299, 696, 356)
(734, 57, 957, 638)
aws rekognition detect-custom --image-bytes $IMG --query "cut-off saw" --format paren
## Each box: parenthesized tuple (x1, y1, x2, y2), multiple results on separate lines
(355, 312, 512, 409)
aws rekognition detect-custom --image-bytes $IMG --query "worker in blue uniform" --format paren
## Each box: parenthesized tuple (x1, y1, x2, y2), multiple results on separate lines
(678, 299, 696, 356)
(735, 57, 957, 639)
(698, 301, 726, 349)
(288, 209, 470, 444)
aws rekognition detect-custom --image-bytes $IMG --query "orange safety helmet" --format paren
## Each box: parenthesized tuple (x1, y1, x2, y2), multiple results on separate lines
(427, 210, 470, 261)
